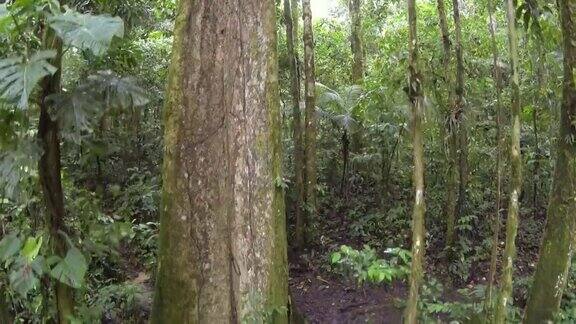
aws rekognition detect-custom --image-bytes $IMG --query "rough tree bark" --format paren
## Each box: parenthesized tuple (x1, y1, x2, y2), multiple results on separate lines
(348, 0, 364, 84)
(483, 0, 504, 319)
(284, 0, 305, 250)
(151, 0, 288, 322)
(302, 0, 317, 242)
(404, 0, 426, 322)
(523, 1, 576, 322)
(494, 0, 522, 321)
(38, 28, 75, 324)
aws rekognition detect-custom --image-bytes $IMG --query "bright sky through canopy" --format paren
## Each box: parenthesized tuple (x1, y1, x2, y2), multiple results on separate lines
(311, 0, 337, 19)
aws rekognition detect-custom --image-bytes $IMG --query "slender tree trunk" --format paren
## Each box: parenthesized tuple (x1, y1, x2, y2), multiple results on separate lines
(0, 282, 11, 324)
(436, 0, 455, 251)
(404, 0, 426, 322)
(445, 134, 458, 250)
(348, 0, 364, 153)
(38, 28, 75, 324)
(0, 209, 12, 324)
(151, 1, 288, 322)
(531, 105, 540, 212)
(340, 130, 350, 197)
(380, 128, 402, 205)
(523, 1, 576, 322)
(483, 0, 504, 318)
(494, 0, 522, 321)
(435, 0, 458, 253)
(531, 45, 545, 215)
(452, 0, 468, 222)
(444, 0, 468, 253)
(284, 0, 305, 250)
(302, 0, 317, 242)
(349, 0, 364, 84)
(436, 0, 450, 70)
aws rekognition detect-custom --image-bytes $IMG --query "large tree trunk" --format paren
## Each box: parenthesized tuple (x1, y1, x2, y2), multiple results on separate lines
(284, 0, 305, 250)
(483, 0, 504, 318)
(302, 0, 317, 243)
(38, 28, 75, 324)
(523, 1, 576, 322)
(494, 0, 522, 321)
(151, 1, 288, 322)
(404, 0, 426, 322)
(348, 0, 364, 84)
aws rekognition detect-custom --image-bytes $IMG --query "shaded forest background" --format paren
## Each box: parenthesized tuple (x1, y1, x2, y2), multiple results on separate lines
(0, 0, 575, 323)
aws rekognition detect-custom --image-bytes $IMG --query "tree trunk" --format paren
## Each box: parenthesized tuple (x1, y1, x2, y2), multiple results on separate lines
(38, 28, 75, 324)
(151, 0, 288, 322)
(340, 130, 350, 197)
(530, 44, 545, 215)
(284, 0, 305, 250)
(523, 1, 576, 322)
(444, 0, 468, 254)
(380, 129, 402, 206)
(0, 282, 11, 324)
(445, 133, 458, 251)
(435, 0, 458, 254)
(349, 0, 364, 84)
(302, 0, 317, 243)
(483, 0, 504, 318)
(348, 0, 365, 154)
(404, 0, 426, 322)
(494, 0, 522, 321)
(436, 0, 450, 72)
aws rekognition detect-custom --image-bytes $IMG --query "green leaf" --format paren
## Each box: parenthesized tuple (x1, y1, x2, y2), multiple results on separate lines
(48, 9, 124, 56)
(9, 257, 43, 296)
(47, 86, 104, 144)
(49, 247, 87, 288)
(0, 4, 11, 33)
(47, 70, 148, 144)
(20, 236, 42, 263)
(0, 137, 42, 198)
(0, 232, 22, 262)
(0, 51, 57, 108)
(331, 252, 341, 264)
(85, 70, 149, 108)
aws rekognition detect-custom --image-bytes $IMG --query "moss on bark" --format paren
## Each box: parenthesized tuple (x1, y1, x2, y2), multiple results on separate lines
(523, 1, 576, 322)
(494, 0, 522, 321)
(152, 0, 288, 322)
(404, 0, 426, 322)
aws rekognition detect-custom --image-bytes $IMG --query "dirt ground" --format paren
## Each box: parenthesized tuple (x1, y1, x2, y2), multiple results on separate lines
(287, 196, 545, 323)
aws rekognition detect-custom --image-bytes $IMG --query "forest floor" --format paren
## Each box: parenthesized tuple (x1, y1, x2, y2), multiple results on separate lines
(288, 196, 545, 323)
(289, 203, 407, 323)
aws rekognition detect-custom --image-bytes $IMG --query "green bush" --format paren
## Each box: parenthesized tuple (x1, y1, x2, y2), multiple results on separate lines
(329, 244, 410, 285)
